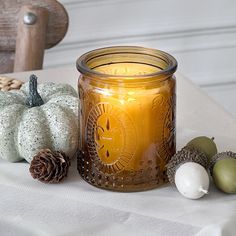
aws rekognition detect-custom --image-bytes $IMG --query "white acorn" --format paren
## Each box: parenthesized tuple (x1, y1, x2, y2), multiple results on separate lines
(175, 162, 210, 199)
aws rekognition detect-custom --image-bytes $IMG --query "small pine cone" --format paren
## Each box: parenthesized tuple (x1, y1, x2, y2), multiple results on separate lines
(29, 149, 70, 183)
(167, 147, 208, 185)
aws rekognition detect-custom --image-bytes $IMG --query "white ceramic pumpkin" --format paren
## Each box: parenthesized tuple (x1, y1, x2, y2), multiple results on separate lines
(0, 75, 79, 163)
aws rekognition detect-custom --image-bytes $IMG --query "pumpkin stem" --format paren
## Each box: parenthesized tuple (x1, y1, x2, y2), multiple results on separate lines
(25, 75, 44, 107)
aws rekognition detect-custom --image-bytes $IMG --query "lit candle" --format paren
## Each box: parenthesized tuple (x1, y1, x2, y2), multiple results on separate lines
(77, 46, 177, 191)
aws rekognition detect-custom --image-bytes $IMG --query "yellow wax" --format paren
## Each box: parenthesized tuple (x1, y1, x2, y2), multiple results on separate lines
(94, 63, 159, 76)
(85, 64, 175, 174)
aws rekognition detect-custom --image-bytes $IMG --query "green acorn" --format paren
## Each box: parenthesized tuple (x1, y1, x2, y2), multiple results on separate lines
(210, 151, 236, 194)
(186, 136, 217, 160)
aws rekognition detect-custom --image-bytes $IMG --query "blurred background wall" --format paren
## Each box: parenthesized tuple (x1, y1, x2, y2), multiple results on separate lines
(44, 0, 236, 116)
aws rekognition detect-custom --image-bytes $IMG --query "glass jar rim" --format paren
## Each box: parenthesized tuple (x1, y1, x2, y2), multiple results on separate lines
(76, 46, 177, 82)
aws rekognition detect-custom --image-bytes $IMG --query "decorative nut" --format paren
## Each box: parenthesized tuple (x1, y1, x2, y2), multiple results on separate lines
(0, 76, 24, 91)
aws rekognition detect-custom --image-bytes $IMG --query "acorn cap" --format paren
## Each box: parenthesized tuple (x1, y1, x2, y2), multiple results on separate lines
(209, 151, 236, 175)
(167, 147, 209, 185)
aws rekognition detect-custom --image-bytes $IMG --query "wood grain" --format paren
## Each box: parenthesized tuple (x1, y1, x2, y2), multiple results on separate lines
(0, 52, 14, 73)
(0, 0, 68, 51)
(14, 5, 49, 72)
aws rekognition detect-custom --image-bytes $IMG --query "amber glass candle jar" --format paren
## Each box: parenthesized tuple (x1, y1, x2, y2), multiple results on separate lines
(77, 46, 177, 191)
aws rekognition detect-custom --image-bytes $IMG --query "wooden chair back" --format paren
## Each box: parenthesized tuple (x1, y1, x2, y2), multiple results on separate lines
(0, 0, 68, 74)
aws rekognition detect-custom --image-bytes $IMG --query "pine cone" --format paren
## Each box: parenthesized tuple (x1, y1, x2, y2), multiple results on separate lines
(29, 149, 70, 183)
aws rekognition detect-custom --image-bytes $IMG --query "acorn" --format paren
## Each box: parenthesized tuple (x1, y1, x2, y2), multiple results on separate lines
(167, 148, 209, 199)
(210, 151, 236, 193)
(167, 147, 209, 185)
(175, 162, 209, 199)
(186, 136, 217, 160)
(167, 135, 214, 199)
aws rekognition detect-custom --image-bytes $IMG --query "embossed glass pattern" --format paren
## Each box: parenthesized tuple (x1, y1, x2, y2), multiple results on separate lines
(77, 46, 177, 191)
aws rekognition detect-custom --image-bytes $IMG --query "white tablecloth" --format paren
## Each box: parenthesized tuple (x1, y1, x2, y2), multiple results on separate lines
(0, 68, 236, 236)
